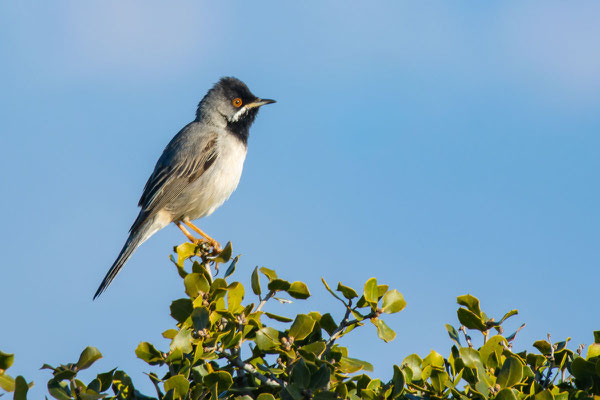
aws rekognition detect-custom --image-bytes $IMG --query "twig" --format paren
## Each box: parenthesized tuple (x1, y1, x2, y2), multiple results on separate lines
(323, 305, 375, 356)
(459, 326, 473, 348)
(255, 290, 275, 313)
(231, 357, 283, 388)
(543, 333, 555, 388)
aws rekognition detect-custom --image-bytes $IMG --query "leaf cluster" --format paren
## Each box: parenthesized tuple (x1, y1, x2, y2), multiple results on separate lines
(1, 241, 598, 400)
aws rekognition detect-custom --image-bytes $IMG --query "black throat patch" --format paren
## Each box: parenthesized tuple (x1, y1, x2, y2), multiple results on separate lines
(227, 108, 259, 145)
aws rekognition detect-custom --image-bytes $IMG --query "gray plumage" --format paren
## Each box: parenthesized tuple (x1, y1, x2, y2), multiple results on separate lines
(94, 77, 275, 299)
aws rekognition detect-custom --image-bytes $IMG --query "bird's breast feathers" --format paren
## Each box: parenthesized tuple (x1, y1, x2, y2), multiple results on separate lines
(184, 131, 247, 219)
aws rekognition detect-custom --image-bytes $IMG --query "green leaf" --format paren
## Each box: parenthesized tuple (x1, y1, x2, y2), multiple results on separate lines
(457, 308, 487, 331)
(183, 273, 210, 298)
(287, 281, 311, 299)
(498, 309, 518, 324)
(445, 324, 461, 346)
(320, 313, 337, 336)
(255, 327, 280, 350)
(309, 364, 330, 390)
(459, 347, 482, 369)
(0, 373, 15, 392)
(170, 328, 193, 354)
(267, 279, 291, 291)
(96, 368, 116, 392)
(76, 347, 102, 370)
(594, 330, 600, 343)
(47, 379, 71, 400)
(264, 312, 293, 323)
(337, 282, 358, 299)
(175, 242, 198, 265)
(429, 370, 448, 393)
(381, 290, 406, 314)
(191, 307, 210, 330)
(497, 356, 523, 388)
(204, 371, 233, 392)
(479, 335, 507, 367)
(300, 341, 326, 357)
(289, 314, 316, 341)
(163, 374, 189, 399)
(401, 354, 423, 382)
(224, 255, 239, 279)
(375, 319, 396, 342)
(533, 340, 552, 354)
(251, 266, 261, 296)
(363, 278, 378, 305)
(135, 342, 163, 365)
(423, 350, 445, 368)
(456, 294, 482, 316)
(535, 389, 554, 400)
(496, 388, 518, 400)
(391, 365, 405, 398)
(0, 351, 14, 372)
(587, 343, 600, 359)
(13, 376, 29, 400)
(257, 395, 276, 400)
(338, 356, 373, 373)
(227, 282, 245, 311)
(291, 358, 310, 388)
(571, 357, 596, 379)
(259, 267, 278, 281)
(211, 242, 232, 263)
(170, 298, 193, 323)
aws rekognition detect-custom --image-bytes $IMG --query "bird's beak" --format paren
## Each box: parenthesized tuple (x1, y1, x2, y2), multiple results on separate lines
(246, 98, 276, 109)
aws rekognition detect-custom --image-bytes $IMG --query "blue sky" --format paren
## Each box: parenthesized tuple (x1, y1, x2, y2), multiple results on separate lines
(1, 1, 599, 396)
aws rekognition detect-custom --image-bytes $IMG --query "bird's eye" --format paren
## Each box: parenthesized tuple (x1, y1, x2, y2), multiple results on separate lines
(232, 98, 243, 107)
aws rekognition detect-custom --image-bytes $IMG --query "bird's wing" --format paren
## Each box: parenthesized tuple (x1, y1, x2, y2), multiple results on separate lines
(133, 124, 218, 229)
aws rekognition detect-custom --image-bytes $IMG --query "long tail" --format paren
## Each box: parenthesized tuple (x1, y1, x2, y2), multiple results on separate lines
(93, 214, 167, 299)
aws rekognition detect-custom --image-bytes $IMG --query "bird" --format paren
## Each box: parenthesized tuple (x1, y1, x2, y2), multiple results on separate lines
(94, 77, 275, 299)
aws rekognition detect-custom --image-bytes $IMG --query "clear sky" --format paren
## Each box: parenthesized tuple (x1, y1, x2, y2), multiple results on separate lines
(1, 1, 599, 397)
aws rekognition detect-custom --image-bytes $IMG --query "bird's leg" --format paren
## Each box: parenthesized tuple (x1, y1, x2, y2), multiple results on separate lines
(174, 221, 200, 244)
(183, 219, 222, 252)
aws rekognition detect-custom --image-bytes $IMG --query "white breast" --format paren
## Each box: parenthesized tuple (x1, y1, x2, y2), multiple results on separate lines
(185, 132, 247, 220)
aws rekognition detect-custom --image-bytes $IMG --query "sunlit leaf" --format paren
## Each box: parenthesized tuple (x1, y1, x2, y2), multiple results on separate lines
(363, 278, 378, 305)
(163, 374, 189, 399)
(135, 342, 163, 365)
(375, 319, 396, 342)
(497, 356, 523, 388)
(381, 290, 406, 314)
(289, 314, 316, 341)
(456, 294, 482, 317)
(259, 267, 278, 281)
(287, 281, 311, 299)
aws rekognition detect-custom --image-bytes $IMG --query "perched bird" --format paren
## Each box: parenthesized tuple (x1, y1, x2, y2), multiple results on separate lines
(94, 77, 275, 299)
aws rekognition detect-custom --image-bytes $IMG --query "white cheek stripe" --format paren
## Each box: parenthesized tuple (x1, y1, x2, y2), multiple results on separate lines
(231, 106, 248, 122)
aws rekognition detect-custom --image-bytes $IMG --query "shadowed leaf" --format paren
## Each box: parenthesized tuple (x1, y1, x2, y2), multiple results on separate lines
(337, 282, 358, 299)
(251, 266, 261, 296)
(76, 347, 102, 371)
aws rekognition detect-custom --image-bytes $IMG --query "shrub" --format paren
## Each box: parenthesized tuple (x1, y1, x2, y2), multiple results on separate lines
(1, 241, 599, 399)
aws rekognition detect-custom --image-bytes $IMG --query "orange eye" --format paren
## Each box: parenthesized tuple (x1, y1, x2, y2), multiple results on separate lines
(232, 98, 243, 107)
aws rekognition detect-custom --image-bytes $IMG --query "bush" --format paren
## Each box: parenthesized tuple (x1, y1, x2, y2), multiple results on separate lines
(1, 241, 599, 399)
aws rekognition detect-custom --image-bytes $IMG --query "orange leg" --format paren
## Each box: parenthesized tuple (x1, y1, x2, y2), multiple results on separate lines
(174, 221, 199, 244)
(183, 219, 221, 251)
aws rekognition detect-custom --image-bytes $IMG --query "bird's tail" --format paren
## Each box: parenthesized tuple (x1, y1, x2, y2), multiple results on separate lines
(93, 214, 167, 299)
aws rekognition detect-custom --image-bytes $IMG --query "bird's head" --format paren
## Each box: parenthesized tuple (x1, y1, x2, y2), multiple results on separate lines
(196, 77, 275, 128)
